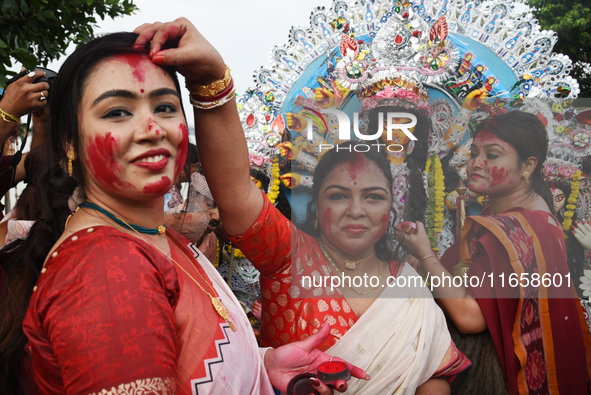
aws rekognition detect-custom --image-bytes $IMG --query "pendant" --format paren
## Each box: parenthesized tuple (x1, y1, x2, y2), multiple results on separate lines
(344, 261, 357, 270)
(211, 296, 236, 331)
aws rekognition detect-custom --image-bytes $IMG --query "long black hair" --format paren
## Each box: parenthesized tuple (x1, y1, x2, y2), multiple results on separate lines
(0, 33, 182, 395)
(298, 140, 402, 261)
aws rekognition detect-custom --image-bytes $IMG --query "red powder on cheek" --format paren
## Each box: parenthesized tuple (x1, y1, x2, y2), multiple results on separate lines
(490, 166, 509, 187)
(86, 133, 135, 190)
(143, 176, 172, 194)
(320, 208, 333, 238)
(115, 53, 150, 83)
(174, 124, 189, 180)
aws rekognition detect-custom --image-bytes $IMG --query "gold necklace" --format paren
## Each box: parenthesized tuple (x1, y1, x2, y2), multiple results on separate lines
(325, 242, 375, 270)
(515, 192, 538, 208)
(116, 215, 236, 331)
(319, 241, 381, 295)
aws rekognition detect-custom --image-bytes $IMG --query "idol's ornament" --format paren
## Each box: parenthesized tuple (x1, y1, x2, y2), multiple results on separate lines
(236, 0, 586, 289)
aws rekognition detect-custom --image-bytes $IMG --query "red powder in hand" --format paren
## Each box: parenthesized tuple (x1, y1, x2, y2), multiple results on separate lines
(318, 361, 347, 373)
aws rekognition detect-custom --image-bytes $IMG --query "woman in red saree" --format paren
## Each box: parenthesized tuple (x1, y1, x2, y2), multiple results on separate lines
(17, 19, 367, 395)
(403, 111, 591, 394)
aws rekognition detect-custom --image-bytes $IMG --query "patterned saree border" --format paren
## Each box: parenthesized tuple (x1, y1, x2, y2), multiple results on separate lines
(90, 377, 176, 395)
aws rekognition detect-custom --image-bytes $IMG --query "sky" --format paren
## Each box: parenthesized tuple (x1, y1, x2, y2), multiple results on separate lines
(39, 0, 334, 126)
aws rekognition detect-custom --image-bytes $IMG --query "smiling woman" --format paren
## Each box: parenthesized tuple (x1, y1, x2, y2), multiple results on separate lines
(11, 23, 371, 395)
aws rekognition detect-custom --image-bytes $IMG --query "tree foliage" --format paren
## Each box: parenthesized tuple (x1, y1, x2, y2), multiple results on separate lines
(0, 0, 137, 84)
(523, 0, 591, 97)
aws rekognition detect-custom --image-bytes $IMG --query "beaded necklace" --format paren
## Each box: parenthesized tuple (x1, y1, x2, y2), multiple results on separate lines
(79, 201, 167, 235)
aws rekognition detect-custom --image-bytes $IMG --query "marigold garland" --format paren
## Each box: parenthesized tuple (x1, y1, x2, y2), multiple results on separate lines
(425, 157, 436, 250)
(266, 158, 281, 204)
(424, 155, 445, 251)
(562, 170, 581, 236)
(214, 240, 221, 267)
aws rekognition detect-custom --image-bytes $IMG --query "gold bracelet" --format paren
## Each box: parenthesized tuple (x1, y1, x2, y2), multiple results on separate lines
(0, 107, 19, 123)
(186, 65, 232, 98)
(419, 254, 438, 264)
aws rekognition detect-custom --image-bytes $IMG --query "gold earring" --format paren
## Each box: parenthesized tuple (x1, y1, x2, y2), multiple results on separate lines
(68, 151, 74, 177)
(523, 171, 531, 184)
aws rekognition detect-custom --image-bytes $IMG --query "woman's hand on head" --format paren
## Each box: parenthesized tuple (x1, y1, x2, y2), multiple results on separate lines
(399, 221, 434, 260)
(264, 321, 369, 394)
(133, 18, 226, 84)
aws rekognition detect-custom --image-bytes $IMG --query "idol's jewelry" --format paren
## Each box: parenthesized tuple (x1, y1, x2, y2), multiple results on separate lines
(322, 239, 375, 269)
(67, 151, 74, 177)
(319, 241, 381, 295)
(79, 201, 166, 235)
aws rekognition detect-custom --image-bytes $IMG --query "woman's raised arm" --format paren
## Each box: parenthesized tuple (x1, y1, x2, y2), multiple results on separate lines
(134, 18, 264, 237)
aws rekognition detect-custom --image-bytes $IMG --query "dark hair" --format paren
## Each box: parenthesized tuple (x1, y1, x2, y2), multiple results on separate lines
(298, 140, 402, 261)
(364, 106, 430, 222)
(473, 111, 553, 212)
(0, 144, 49, 394)
(0, 33, 183, 395)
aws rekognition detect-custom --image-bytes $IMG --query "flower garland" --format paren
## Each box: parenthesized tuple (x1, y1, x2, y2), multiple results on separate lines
(562, 170, 582, 236)
(267, 158, 281, 204)
(214, 240, 221, 267)
(424, 155, 446, 251)
(425, 157, 436, 249)
(433, 155, 445, 240)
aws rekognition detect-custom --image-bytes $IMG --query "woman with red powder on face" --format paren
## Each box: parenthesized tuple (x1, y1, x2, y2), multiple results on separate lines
(128, 19, 474, 395)
(17, 24, 371, 395)
(403, 111, 591, 394)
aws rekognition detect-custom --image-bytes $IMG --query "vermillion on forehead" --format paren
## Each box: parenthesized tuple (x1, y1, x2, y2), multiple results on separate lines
(174, 124, 189, 180)
(112, 53, 159, 83)
(342, 152, 369, 181)
(86, 132, 135, 190)
(143, 176, 172, 194)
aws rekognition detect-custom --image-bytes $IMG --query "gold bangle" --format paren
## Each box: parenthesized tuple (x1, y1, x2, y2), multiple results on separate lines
(419, 254, 438, 264)
(0, 107, 19, 123)
(185, 65, 232, 98)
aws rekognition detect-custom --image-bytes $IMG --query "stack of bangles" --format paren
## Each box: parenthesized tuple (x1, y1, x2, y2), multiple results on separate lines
(186, 65, 236, 110)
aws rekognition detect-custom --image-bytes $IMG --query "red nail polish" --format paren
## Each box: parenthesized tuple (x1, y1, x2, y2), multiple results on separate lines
(152, 54, 165, 64)
(309, 377, 320, 387)
(148, 49, 153, 57)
